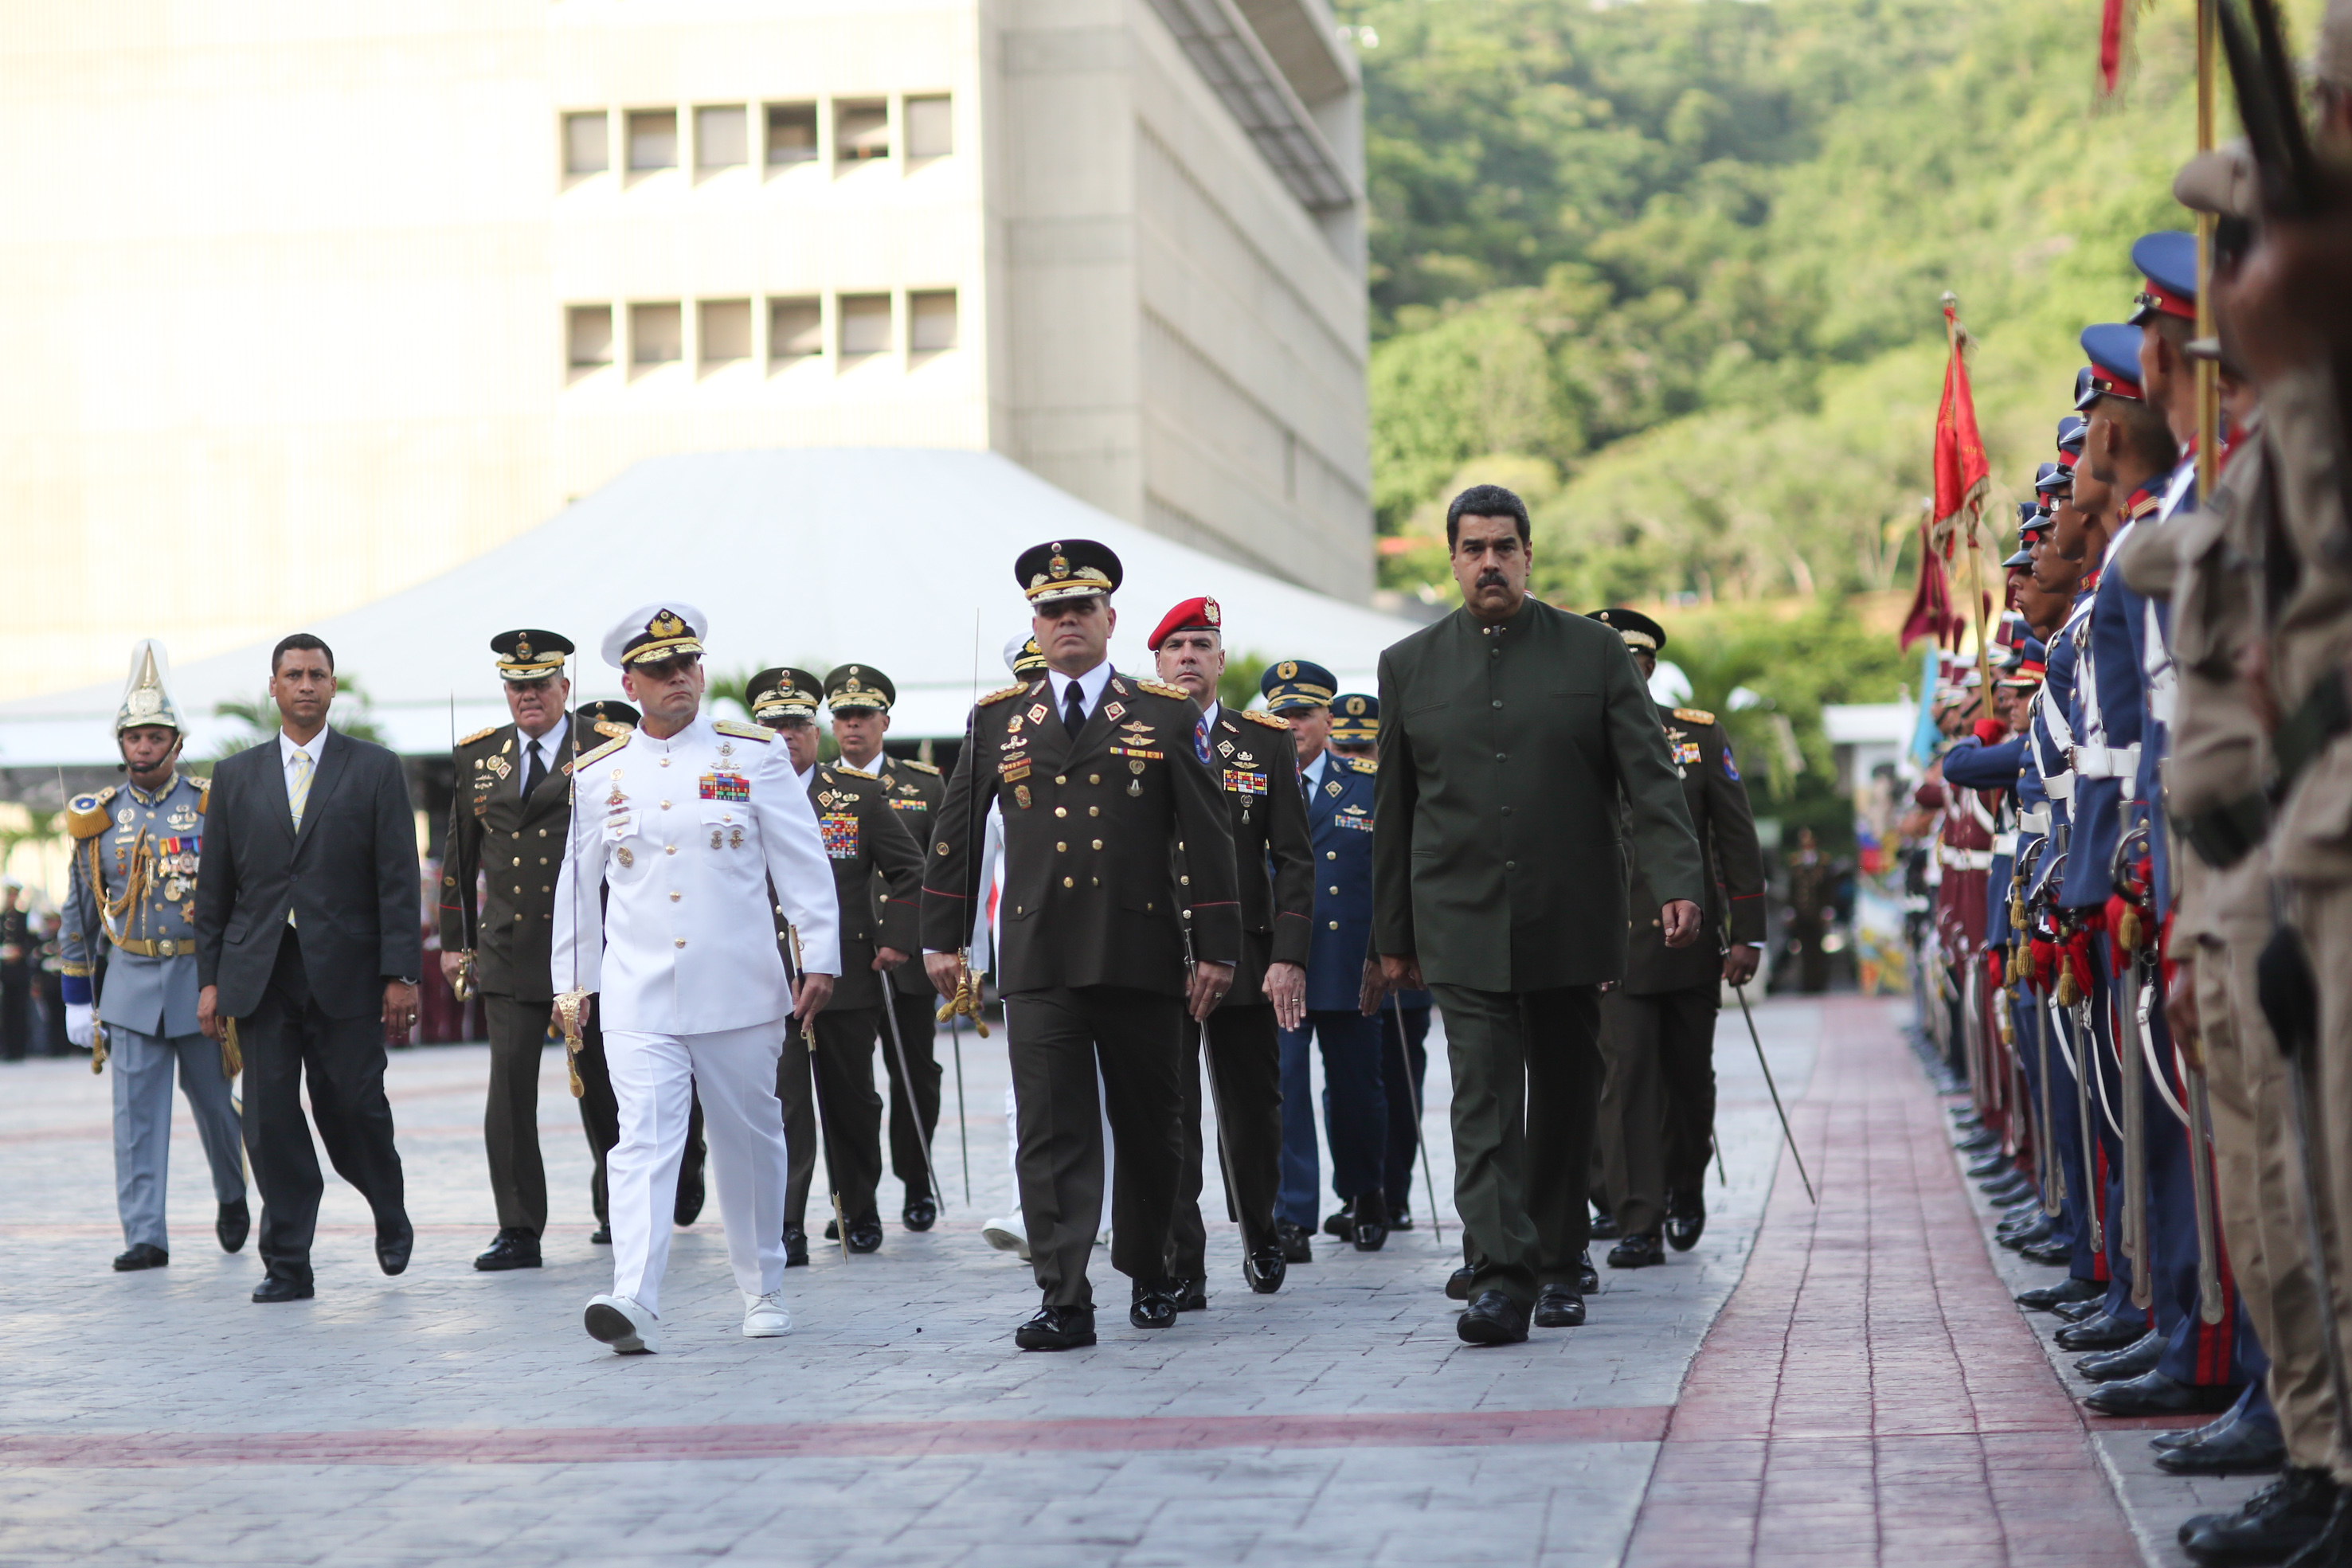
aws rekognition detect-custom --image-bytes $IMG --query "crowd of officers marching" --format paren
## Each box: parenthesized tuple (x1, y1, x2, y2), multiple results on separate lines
(1910, 37, 2352, 1564)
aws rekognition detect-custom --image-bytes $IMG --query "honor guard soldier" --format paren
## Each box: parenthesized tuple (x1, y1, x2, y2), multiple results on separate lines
(553, 604, 840, 1353)
(58, 642, 249, 1271)
(1149, 596, 1316, 1304)
(1262, 660, 1391, 1258)
(1584, 609, 1766, 1267)
(824, 663, 951, 1232)
(749, 667, 925, 1261)
(922, 540, 1241, 1351)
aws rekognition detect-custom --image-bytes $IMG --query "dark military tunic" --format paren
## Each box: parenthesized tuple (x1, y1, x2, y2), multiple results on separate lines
(868, 754, 950, 1204)
(1622, 704, 1766, 990)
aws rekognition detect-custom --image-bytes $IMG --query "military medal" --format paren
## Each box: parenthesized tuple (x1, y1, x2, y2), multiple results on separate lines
(730, 826, 745, 849)
(1103, 702, 1125, 721)
(1014, 784, 1032, 810)
(1027, 704, 1048, 724)
(1129, 759, 1146, 774)
(710, 828, 724, 850)
(616, 847, 634, 866)
(1128, 776, 1142, 797)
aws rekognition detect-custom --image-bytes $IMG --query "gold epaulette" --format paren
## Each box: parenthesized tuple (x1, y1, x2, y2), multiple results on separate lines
(896, 758, 941, 775)
(1241, 708, 1291, 729)
(593, 721, 632, 740)
(978, 682, 1028, 707)
(1346, 756, 1378, 774)
(829, 763, 878, 780)
(457, 725, 499, 747)
(713, 719, 773, 742)
(65, 787, 118, 840)
(573, 734, 628, 768)
(194, 776, 211, 811)
(1136, 678, 1192, 701)
(1673, 707, 1716, 726)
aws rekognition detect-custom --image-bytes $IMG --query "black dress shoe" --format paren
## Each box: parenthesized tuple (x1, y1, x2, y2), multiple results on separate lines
(2155, 1403, 2240, 1451)
(589, 1224, 612, 1245)
(1446, 1265, 1475, 1300)
(1607, 1233, 1665, 1269)
(674, 1167, 706, 1227)
(902, 1197, 938, 1233)
(1998, 1219, 2055, 1253)
(1323, 1204, 1353, 1241)
(216, 1199, 250, 1254)
(1175, 1278, 1207, 1312)
(1243, 1246, 1286, 1293)
(1015, 1304, 1097, 1351)
(846, 1218, 884, 1254)
(1577, 1250, 1599, 1293)
(2156, 1413, 2285, 1477)
(1979, 1173, 2033, 1204)
(2076, 1328, 2162, 1382)
(1954, 1128, 2001, 1155)
(2054, 1297, 2107, 1324)
(1533, 1283, 1587, 1328)
(1275, 1219, 1314, 1264)
(2179, 1468, 2336, 1565)
(1588, 1210, 1622, 1241)
(2016, 1276, 2102, 1312)
(1458, 1289, 1530, 1345)
(1967, 1150, 2013, 1180)
(1664, 1190, 1704, 1252)
(783, 1224, 808, 1268)
(1129, 1281, 1180, 1329)
(824, 1218, 839, 1240)
(252, 1274, 315, 1304)
(2055, 1311, 2147, 1351)
(1389, 1208, 1415, 1232)
(375, 1217, 413, 1277)
(473, 1228, 542, 1272)
(112, 1243, 168, 1272)
(1350, 1191, 1390, 1252)
(2021, 1238, 2076, 1268)
(2083, 1370, 2240, 1418)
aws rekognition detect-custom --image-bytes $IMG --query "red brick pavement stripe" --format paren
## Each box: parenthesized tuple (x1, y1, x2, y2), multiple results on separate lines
(0, 1406, 1671, 1468)
(1622, 997, 2140, 1568)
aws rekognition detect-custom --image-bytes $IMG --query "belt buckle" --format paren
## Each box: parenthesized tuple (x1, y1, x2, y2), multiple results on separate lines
(157, 938, 178, 957)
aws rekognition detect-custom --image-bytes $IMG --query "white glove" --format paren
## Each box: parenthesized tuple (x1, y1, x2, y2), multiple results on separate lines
(65, 1002, 93, 1048)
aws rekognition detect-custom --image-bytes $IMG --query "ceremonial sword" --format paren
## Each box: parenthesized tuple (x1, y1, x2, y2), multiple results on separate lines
(1386, 987, 1443, 1245)
(1731, 980, 1814, 1205)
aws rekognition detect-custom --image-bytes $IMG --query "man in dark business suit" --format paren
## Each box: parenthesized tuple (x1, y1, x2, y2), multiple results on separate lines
(196, 633, 423, 1303)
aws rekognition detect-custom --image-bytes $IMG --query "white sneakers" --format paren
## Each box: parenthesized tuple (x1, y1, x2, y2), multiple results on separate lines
(584, 1293, 659, 1355)
(742, 1289, 792, 1337)
(981, 1215, 1031, 1261)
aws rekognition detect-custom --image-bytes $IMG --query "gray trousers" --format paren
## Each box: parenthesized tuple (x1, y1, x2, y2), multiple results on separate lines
(112, 1026, 245, 1251)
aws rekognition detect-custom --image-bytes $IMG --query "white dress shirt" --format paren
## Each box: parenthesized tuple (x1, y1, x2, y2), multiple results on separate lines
(278, 723, 330, 794)
(1043, 662, 1116, 725)
(1300, 749, 1329, 795)
(516, 721, 565, 787)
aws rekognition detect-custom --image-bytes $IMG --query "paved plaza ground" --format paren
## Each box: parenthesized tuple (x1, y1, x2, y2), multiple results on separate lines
(0, 997, 2248, 1565)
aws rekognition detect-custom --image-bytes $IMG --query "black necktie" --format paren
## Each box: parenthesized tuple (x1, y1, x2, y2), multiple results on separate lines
(1063, 680, 1088, 739)
(522, 739, 546, 798)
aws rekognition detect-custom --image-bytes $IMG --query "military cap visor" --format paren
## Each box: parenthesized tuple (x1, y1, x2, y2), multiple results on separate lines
(2002, 545, 2034, 569)
(1328, 692, 1378, 742)
(2076, 325, 2147, 409)
(748, 665, 822, 721)
(1016, 539, 1121, 606)
(1587, 607, 1667, 653)
(2127, 232, 2199, 327)
(824, 663, 895, 713)
(603, 603, 707, 669)
(1259, 658, 1337, 714)
(492, 628, 573, 681)
(2057, 414, 2088, 456)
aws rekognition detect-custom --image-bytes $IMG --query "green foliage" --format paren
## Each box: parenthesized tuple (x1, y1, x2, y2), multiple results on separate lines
(209, 675, 388, 761)
(1219, 652, 1270, 714)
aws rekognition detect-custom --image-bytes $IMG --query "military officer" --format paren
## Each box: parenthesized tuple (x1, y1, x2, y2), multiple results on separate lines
(58, 642, 249, 1271)
(749, 667, 924, 1260)
(922, 540, 1241, 1351)
(1150, 596, 1315, 1303)
(1264, 660, 1391, 1259)
(553, 604, 840, 1353)
(824, 663, 951, 1232)
(1584, 609, 1766, 1268)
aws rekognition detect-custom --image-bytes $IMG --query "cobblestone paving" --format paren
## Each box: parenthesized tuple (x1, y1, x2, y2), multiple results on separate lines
(0, 1001, 1818, 1566)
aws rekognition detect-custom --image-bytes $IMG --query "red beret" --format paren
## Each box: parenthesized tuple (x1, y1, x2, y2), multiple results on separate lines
(1147, 596, 1222, 651)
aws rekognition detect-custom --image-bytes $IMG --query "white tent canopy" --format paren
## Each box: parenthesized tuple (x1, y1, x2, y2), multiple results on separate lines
(0, 449, 1425, 766)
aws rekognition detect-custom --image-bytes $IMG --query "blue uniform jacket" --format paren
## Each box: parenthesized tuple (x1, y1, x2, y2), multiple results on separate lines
(1301, 751, 1380, 1013)
(1943, 734, 2025, 944)
(2027, 596, 2088, 903)
(2060, 549, 2150, 910)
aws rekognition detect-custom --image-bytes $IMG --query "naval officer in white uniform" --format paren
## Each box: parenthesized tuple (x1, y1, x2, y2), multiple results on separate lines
(552, 604, 839, 1352)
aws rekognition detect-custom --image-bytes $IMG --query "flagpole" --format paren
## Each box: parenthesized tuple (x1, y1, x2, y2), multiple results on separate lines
(1943, 295, 1994, 720)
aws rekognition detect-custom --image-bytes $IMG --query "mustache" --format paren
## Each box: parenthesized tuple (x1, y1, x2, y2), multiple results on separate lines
(1477, 570, 1509, 587)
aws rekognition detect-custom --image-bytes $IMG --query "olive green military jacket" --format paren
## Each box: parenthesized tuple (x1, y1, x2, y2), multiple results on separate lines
(1372, 597, 1704, 992)
(798, 762, 924, 1014)
(1183, 703, 1316, 1006)
(441, 711, 610, 1005)
(1621, 702, 1766, 995)
(867, 754, 947, 1000)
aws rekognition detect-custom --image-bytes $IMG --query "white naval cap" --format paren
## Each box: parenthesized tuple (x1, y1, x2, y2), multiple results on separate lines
(601, 602, 708, 670)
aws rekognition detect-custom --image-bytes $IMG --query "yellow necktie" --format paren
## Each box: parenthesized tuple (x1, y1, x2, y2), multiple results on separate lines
(288, 749, 314, 831)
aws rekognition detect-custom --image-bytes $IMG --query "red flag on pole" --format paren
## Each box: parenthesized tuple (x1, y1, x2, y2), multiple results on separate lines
(1899, 510, 1955, 651)
(2098, 0, 2131, 95)
(1929, 299, 1990, 560)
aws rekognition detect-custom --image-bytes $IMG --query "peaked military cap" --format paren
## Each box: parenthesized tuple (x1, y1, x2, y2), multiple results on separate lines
(491, 628, 573, 682)
(2057, 415, 2088, 466)
(577, 698, 639, 729)
(114, 639, 184, 735)
(1259, 658, 1337, 714)
(1588, 607, 1667, 654)
(824, 663, 895, 713)
(2076, 325, 2146, 409)
(2034, 461, 2072, 496)
(2127, 232, 2199, 327)
(1004, 634, 1048, 678)
(748, 667, 821, 724)
(1147, 596, 1223, 651)
(1016, 539, 1121, 606)
(602, 603, 706, 669)
(1328, 693, 1379, 745)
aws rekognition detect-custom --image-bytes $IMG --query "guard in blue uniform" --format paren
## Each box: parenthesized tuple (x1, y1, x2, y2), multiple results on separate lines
(59, 642, 249, 1271)
(1265, 661, 1391, 1258)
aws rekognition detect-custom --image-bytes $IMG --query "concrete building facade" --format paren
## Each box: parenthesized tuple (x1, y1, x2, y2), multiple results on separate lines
(0, 0, 1368, 702)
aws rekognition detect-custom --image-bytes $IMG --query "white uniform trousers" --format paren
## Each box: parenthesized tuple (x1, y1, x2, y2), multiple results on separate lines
(606, 1020, 790, 1315)
(112, 1027, 245, 1252)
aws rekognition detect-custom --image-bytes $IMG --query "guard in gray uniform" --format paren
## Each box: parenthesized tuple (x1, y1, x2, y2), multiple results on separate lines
(59, 642, 249, 1272)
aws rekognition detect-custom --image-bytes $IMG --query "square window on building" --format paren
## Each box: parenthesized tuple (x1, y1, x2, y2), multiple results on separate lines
(836, 103, 889, 164)
(905, 96, 953, 160)
(695, 107, 746, 170)
(766, 104, 817, 166)
(632, 303, 683, 365)
(700, 299, 751, 364)
(568, 305, 613, 369)
(564, 111, 609, 176)
(838, 294, 891, 356)
(628, 109, 677, 171)
(909, 290, 958, 354)
(769, 299, 823, 363)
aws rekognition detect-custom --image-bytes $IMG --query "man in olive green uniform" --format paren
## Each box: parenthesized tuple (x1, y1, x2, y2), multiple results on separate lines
(1584, 608, 1766, 1269)
(749, 667, 926, 1259)
(922, 539, 1241, 1351)
(824, 663, 952, 1231)
(1373, 485, 1704, 1345)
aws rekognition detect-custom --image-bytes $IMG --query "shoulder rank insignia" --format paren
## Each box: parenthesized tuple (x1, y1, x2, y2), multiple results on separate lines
(66, 787, 119, 840)
(1240, 708, 1291, 730)
(1673, 707, 1716, 726)
(457, 725, 499, 747)
(1347, 757, 1377, 774)
(574, 734, 628, 768)
(831, 763, 877, 780)
(978, 682, 1028, 707)
(897, 758, 941, 776)
(712, 719, 773, 742)
(593, 721, 632, 740)
(193, 775, 212, 810)
(1136, 678, 1192, 701)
